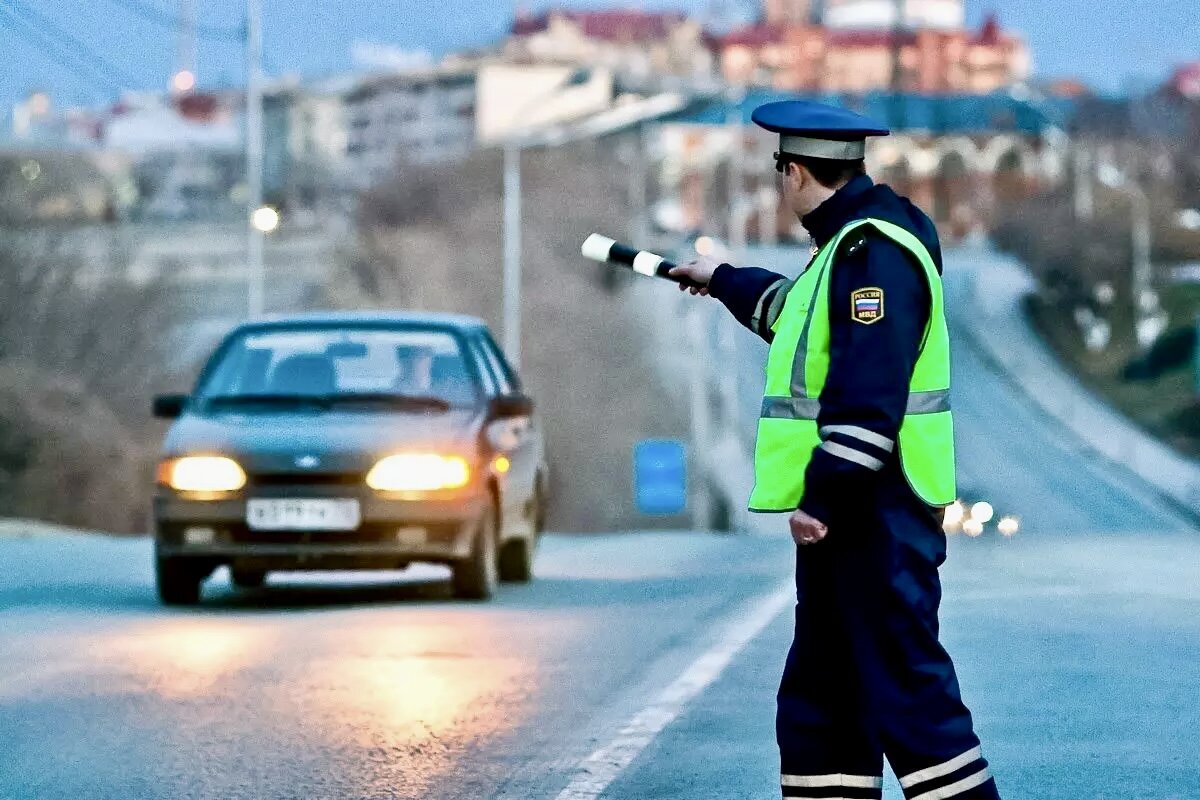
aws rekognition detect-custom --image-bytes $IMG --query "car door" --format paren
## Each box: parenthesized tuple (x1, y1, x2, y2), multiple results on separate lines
(471, 331, 540, 541)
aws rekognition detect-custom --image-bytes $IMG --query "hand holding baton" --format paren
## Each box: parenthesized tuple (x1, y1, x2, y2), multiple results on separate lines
(580, 234, 705, 290)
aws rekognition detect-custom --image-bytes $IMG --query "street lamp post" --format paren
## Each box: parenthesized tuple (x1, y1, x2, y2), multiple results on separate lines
(499, 69, 591, 369)
(245, 0, 265, 318)
(1130, 185, 1152, 314)
(1098, 163, 1160, 347)
(502, 141, 522, 368)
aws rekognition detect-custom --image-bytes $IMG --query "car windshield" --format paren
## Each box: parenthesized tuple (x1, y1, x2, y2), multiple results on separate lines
(196, 326, 480, 409)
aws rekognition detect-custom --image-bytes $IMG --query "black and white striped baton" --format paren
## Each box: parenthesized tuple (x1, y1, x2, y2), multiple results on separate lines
(580, 234, 703, 289)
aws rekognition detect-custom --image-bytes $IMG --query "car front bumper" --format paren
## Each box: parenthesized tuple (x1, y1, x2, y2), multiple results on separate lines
(154, 483, 487, 569)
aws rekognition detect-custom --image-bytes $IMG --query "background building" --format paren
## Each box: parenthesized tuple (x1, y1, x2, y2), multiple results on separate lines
(506, 9, 714, 83)
(823, 0, 964, 30)
(475, 64, 613, 143)
(718, 1, 1028, 93)
(763, 0, 812, 25)
(341, 66, 477, 186)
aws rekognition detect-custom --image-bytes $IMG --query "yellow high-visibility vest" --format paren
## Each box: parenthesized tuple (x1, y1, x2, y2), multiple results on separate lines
(749, 217, 955, 512)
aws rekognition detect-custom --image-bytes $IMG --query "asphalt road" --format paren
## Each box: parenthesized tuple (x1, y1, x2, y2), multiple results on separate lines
(2, 249, 1199, 800)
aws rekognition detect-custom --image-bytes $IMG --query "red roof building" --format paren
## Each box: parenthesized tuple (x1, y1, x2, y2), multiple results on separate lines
(716, 15, 1029, 94)
(506, 8, 713, 79)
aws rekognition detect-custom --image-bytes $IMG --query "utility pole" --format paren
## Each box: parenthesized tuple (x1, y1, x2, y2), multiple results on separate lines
(1130, 184, 1152, 317)
(889, 0, 907, 130)
(687, 303, 712, 531)
(1098, 163, 1158, 347)
(245, 0, 265, 317)
(174, 0, 196, 91)
(1073, 144, 1094, 221)
(502, 141, 522, 367)
(726, 89, 747, 257)
(498, 68, 591, 369)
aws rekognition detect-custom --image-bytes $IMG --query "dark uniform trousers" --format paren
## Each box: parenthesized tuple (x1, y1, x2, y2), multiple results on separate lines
(777, 476, 1000, 800)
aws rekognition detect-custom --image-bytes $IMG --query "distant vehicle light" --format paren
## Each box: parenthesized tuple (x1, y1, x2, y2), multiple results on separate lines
(997, 516, 1020, 536)
(162, 456, 247, 492)
(366, 453, 470, 491)
(962, 518, 984, 537)
(969, 501, 994, 524)
(943, 500, 965, 529)
(493, 455, 511, 474)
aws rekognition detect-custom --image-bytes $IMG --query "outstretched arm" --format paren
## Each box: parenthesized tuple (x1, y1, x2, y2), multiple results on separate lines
(669, 255, 793, 343)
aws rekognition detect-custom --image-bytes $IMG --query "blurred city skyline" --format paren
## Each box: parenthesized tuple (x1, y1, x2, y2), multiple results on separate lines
(0, 0, 1197, 120)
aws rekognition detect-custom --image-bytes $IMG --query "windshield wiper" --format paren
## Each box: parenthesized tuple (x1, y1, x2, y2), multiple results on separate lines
(204, 393, 331, 409)
(326, 392, 452, 411)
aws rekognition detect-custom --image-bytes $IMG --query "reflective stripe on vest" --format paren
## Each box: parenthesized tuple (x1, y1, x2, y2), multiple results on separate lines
(761, 389, 951, 420)
(748, 218, 956, 512)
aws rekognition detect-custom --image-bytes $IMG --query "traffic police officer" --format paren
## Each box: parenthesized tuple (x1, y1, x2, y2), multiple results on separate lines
(670, 100, 1002, 800)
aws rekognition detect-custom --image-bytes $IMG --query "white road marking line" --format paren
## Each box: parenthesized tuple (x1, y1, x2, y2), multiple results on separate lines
(553, 579, 795, 800)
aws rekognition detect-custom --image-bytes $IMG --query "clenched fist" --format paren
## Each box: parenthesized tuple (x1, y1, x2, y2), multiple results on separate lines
(789, 508, 828, 546)
(668, 255, 724, 296)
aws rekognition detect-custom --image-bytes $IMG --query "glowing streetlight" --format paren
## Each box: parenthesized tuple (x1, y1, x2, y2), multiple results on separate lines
(251, 205, 279, 233)
(694, 236, 715, 256)
(172, 70, 196, 93)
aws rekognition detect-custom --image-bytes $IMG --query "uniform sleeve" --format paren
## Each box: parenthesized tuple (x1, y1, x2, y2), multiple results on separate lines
(797, 235, 931, 525)
(707, 264, 793, 343)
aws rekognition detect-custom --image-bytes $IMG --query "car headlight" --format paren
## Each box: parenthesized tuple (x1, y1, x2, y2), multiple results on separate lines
(159, 456, 247, 492)
(366, 453, 470, 492)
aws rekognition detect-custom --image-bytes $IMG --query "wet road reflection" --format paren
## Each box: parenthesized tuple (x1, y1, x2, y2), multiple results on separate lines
(0, 533, 793, 800)
(87, 619, 275, 698)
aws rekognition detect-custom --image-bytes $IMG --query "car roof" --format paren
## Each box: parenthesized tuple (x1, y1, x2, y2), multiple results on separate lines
(232, 310, 489, 333)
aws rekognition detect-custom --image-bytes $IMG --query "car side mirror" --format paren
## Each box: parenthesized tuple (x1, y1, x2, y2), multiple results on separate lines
(491, 393, 533, 418)
(153, 394, 189, 419)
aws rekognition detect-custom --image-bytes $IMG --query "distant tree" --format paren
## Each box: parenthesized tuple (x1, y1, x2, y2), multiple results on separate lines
(325, 141, 691, 531)
(0, 231, 177, 531)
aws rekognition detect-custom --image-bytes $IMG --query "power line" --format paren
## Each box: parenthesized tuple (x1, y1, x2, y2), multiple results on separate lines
(0, 9, 116, 94)
(0, 2, 133, 92)
(2, 0, 143, 88)
(93, 0, 245, 40)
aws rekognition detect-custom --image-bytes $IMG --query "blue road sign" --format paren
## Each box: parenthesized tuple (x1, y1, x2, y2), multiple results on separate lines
(634, 439, 687, 515)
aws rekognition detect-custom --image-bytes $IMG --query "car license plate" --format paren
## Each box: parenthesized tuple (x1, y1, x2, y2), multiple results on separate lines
(246, 499, 361, 531)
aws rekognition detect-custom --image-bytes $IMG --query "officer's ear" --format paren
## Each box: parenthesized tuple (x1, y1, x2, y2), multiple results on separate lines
(785, 160, 808, 191)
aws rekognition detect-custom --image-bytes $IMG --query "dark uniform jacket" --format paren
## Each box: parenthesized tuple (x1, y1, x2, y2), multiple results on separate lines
(707, 175, 943, 524)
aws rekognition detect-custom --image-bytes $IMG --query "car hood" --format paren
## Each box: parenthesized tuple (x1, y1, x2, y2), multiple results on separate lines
(162, 408, 484, 473)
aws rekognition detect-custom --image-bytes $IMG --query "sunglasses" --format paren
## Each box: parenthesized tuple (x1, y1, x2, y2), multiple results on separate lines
(773, 152, 797, 174)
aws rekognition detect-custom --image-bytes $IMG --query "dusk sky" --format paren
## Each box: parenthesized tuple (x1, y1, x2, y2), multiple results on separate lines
(0, 0, 1197, 115)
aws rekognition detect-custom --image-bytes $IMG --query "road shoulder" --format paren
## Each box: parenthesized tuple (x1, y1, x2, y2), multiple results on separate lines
(948, 248, 1200, 518)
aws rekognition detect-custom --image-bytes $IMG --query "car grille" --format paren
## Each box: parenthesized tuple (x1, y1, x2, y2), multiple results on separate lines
(249, 472, 365, 487)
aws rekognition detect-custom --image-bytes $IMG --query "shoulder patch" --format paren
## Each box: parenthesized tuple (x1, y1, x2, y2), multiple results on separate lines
(850, 287, 884, 324)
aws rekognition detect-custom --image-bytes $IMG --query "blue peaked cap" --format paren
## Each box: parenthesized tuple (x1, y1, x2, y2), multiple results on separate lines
(752, 100, 889, 160)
